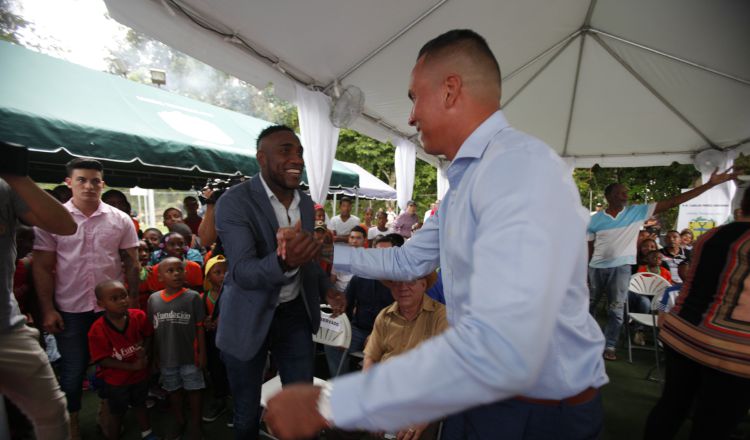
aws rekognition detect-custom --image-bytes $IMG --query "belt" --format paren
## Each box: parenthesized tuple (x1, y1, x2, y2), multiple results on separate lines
(515, 387, 599, 407)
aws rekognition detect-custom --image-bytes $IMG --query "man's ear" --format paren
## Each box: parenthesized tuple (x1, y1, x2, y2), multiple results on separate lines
(443, 74, 462, 107)
(257, 149, 266, 168)
(64, 177, 72, 188)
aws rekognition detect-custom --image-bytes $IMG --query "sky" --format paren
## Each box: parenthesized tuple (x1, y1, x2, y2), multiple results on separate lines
(11, 0, 127, 70)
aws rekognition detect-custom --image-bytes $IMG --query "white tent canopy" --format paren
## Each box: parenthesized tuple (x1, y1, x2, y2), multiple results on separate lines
(335, 161, 397, 201)
(105, 0, 750, 168)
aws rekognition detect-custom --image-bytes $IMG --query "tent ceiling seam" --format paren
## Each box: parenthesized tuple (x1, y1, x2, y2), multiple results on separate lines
(592, 34, 717, 149)
(150, 1, 439, 168)
(326, 0, 451, 90)
(590, 29, 750, 86)
(562, 35, 587, 156)
(502, 34, 578, 109)
(162, 0, 319, 87)
(503, 30, 582, 83)
(583, 0, 598, 27)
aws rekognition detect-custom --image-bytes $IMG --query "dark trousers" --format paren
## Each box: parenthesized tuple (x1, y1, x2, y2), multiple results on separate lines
(441, 393, 603, 440)
(55, 310, 100, 412)
(206, 330, 230, 399)
(644, 347, 750, 440)
(222, 296, 314, 440)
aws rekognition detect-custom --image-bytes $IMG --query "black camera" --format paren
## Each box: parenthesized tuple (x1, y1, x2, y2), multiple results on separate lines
(0, 142, 29, 176)
(198, 173, 248, 204)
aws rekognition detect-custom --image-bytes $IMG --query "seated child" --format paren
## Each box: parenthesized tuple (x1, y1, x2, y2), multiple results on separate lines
(201, 255, 230, 422)
(148, 257, 206, 440)
(88, 280, 156, 440)
(147, 232, 204, 293)
(637, 250, 673, 284)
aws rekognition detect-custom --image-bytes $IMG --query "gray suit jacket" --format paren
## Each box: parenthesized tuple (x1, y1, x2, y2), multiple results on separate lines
(214, 175, 329, 361)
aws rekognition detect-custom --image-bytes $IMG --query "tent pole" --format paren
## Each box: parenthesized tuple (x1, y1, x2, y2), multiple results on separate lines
(355, 188, 360, 216)
(333, 193, 337, 218)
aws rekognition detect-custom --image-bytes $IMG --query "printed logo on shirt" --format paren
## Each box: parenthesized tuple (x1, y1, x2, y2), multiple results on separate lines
(112, 344, 141, 361)
(153, 310, 192, 329)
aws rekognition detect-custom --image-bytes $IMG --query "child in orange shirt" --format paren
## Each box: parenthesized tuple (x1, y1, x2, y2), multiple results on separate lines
(637, 250, 673, 284)
(146, 232, 203, 293)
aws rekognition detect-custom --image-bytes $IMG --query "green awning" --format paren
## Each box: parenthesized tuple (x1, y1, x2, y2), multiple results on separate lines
(0, 41, 358, 190)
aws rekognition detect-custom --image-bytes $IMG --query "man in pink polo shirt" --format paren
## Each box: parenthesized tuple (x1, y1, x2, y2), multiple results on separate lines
(33, 158, 140, 438)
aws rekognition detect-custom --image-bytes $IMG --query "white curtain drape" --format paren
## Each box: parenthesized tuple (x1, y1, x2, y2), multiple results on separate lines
(437, 159, 449, 201)
(295, 84, 340, 204)
(395, 138, 416, 212)
(696, 149, 736, 207)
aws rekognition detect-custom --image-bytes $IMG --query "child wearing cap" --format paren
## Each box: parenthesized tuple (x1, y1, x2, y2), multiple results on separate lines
(201, 255, 231, 423)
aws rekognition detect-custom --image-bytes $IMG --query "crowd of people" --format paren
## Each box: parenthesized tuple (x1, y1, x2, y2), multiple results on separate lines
(2, 28, 750, 440)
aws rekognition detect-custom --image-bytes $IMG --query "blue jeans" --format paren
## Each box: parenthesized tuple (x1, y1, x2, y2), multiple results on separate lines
(54, 310, 100, 412)
(324, 325, 368, 377)
(442, 393, 603, 439)
(221, 296, 314, 440)
(588, 265, 631, 350)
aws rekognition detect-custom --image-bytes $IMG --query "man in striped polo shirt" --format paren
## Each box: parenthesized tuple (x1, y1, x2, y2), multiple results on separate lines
(588, 169, 738, 361)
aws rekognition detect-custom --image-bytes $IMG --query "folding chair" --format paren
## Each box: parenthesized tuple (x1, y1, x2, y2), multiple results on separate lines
(259, 305, 351, 438)
(629, 289, 670, 382)
(625, 272, 670, 363)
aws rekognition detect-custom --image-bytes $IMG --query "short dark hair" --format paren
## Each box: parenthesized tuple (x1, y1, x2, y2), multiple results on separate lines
(350, 225, 366, 236)
(143, 227, 163, 238)
(383, 233, 405, 247)
(183, 196, 198, 203)
(94, 279, 125, 300)
(604, 183, 620, 197)
(417, 29, 501, 81)
(667, 230, 680, 235)
(66, 157, 103, 177)
(339, 196, 353, 205)
(163, 207, 182, 220)
(256, 125, 295, 149)
(169, 222, 193, 242)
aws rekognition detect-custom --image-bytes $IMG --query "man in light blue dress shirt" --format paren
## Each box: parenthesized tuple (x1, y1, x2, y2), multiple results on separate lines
(265, 29, 608, 439)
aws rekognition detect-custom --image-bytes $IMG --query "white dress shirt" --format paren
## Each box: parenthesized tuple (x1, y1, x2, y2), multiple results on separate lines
(259, 174, 302, 304)
(324, 111, 608, 431)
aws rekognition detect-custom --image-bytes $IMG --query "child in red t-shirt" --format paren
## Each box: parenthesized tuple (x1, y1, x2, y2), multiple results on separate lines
(637, 250, 673, 284)
(146, 232, 203, 293)
(88, 280, 156, 440)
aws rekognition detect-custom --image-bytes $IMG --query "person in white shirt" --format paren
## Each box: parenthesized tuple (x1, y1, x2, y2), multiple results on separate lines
(328, 197, 360, 244)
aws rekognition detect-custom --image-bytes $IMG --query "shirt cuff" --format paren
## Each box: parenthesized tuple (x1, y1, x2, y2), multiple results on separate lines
(333, 245, 353, 273)
(283, 267, 299, 278)
(317, 381, 334, 424)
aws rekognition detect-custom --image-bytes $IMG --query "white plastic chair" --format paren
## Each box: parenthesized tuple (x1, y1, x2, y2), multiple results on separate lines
(259, 305, 351, 437)
(628, 294, 668, 382)
(625, 273, 670, 376)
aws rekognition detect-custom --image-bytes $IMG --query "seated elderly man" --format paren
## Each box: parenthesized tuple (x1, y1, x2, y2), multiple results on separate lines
(363, 271, 448, 440)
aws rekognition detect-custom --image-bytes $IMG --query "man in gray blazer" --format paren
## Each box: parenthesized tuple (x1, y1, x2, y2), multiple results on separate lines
(215, 125, 337, 439)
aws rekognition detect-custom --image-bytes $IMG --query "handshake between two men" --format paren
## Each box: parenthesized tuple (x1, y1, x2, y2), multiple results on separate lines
(276, 220, 346, 315)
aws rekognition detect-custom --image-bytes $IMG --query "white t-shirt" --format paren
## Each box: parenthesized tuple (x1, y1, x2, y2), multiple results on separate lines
(368, 226, 390, 241)
(328, 215, 360, 238)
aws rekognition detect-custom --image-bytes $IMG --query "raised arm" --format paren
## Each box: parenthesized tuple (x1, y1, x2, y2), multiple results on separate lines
(654, 167, 739, 215)
(198, 189, 217, 247)
(2, 175, 76, 235)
